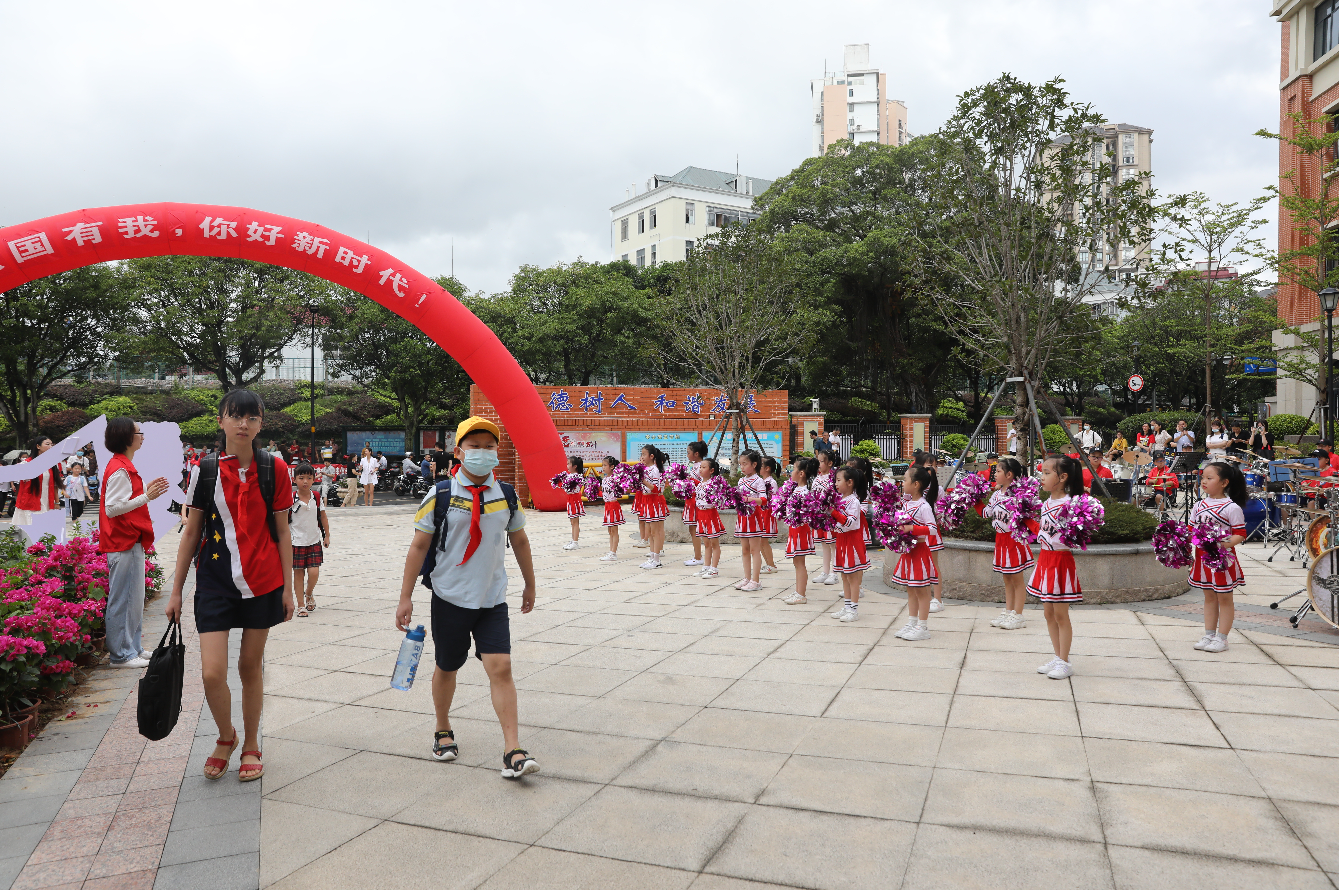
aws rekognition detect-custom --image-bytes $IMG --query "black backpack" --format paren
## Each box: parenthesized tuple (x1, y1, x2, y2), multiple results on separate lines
(419, 477, 518, 590)
(137, 622, 185, 741)
(192, 450, 279, 542)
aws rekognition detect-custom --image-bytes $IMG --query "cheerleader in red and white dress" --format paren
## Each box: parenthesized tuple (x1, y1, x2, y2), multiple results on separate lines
(890, 466, 939, 640)
(810, 450, 839, 585)
(782, 457, 818, 605)
(682, 441, 707, 568)
(692, 458, 724, 579)
(638, 446, 669, 570)
(829, 467, 871, 622)
(1188, 462, 1248, 654)
(734, 451, 768, 591)
(563, 456, 586, 551)
(598, 456, 625, 562)
(758, 457, 781, 574)
(982, 457, 1034, 630)
(907, 452, 946, 613)
(1027, 455, 1084, 679)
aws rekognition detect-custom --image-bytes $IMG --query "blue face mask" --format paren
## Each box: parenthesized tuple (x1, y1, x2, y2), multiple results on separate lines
(460, 448, 499, 477)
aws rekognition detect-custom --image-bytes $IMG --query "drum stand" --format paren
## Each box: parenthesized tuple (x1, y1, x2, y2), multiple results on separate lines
(1268, 510, 1311, 567)
(1271, 587, 1314, 627)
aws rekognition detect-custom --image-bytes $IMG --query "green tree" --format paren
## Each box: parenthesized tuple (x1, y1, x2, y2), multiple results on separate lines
(469, 261, 662, 386)
(918, 74, 1157, 460)
(324, 277, 471, 449)
(0, 266, 130, 444)
(119, 257, 334, 391)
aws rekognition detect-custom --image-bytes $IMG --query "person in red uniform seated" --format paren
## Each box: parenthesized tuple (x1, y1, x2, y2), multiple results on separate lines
(1143, 453, 1179, 510)
(1079, 448, 1114, 492)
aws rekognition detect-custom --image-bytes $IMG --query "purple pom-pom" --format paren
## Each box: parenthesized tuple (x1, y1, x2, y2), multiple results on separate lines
(1153, 519, 1193, 569)
(550, 471, 582, 493)
(937, 473, 991, 531)
(1191, 519, 1236, 572)
(582, 475, 604, 501)
(873, 507, 918, 553)
(1055, 493, 1105, 550)
(664, 463, 690, 483)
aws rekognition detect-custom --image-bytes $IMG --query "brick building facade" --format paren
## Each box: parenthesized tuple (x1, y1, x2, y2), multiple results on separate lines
(469, 385, 813, 507)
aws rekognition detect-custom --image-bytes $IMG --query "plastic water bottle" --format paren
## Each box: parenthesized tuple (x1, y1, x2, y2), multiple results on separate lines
(390, 625, 426, 691)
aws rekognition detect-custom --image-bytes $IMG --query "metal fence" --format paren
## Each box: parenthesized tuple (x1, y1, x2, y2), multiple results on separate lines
(801, 422, 998, 463)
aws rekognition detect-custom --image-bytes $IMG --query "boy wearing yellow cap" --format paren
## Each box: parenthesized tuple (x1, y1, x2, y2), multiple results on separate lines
(396, 417, 540, 778)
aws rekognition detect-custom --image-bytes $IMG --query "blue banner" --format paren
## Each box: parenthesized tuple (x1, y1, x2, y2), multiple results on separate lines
(1244, 358, 1277, 375)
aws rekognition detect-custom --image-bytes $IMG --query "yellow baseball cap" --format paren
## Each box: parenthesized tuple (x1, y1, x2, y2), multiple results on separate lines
(455, 416, 501, 444)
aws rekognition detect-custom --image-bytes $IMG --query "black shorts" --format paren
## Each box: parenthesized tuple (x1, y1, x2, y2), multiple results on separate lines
(195, 585, 286, 634)
(430, 597, 511, 672)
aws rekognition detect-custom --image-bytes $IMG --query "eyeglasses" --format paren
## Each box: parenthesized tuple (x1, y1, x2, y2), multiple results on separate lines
(133, 431, 144, 438)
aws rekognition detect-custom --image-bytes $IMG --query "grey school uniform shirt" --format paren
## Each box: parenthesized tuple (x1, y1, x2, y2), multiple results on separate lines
(413, 470, 526, 610)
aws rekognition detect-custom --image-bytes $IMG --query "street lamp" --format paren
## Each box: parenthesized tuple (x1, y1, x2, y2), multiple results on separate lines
(1321, 287, 1339, 441)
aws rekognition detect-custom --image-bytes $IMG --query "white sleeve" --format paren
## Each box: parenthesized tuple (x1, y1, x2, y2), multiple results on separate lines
(103, 468, 150, 518)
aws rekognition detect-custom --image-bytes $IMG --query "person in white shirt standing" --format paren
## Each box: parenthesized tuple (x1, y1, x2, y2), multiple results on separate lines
(290, 463, 331, 617)
(64, 462, 91, 523)
(1078, 423, 1102, 452)
(1175, 420, 1196, 453)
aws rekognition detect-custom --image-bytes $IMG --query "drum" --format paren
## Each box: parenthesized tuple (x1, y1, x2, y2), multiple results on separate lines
(1243, 471, 1264, 489)
(1308, 515, 1334, 558)
(1306, 548, 1339, 629)
(1277, 491, 1301, 506)
(1243, 496, 1278, 541)
(1177, 473, 1197, 491)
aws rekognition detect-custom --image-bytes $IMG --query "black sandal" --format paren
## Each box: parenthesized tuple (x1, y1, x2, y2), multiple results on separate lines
(502, 748, 539, 779)
(432, 730, 458, 762)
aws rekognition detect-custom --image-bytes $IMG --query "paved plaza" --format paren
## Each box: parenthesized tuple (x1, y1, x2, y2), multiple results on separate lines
(4, 503, 1339, 889)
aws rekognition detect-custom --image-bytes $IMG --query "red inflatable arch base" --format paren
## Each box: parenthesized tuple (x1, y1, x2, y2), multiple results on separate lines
(0, 203, 567, 511)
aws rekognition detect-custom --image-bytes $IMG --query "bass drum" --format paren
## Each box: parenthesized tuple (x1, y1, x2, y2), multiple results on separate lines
(1309, 514, 1335, 558)
(1305, 547, 1339, 629)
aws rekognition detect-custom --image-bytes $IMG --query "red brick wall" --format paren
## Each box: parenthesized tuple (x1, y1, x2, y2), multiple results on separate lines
(469, 385, 788, 505)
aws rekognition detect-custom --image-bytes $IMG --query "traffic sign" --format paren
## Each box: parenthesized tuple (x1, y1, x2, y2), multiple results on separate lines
(1127, 374, 1145, 392)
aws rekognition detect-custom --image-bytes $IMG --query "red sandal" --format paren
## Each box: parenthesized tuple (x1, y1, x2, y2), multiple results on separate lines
(238, 750, 264, 782)
(204, 732, 238, 780)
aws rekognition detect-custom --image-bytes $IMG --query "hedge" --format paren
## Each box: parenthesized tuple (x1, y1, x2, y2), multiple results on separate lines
(87, 396, 138, 418)
(1268, 413, 1311, 439)
(1115, 411, 1204, 443)
(850, 439, 881, 460)
(947, 497, 1155, 544)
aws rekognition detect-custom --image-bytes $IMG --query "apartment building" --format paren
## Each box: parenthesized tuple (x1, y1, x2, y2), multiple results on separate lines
(609, 166, 773, 266)
(810, 44, 909, 157)
(1269, 1, 1339, 414)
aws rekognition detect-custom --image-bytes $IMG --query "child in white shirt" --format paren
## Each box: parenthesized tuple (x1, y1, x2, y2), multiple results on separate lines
(65, 463, 91, 522)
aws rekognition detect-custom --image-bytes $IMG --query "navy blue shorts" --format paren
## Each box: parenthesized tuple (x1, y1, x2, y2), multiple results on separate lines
(430, 597, 511, 672)
(194, 585, 285, 634)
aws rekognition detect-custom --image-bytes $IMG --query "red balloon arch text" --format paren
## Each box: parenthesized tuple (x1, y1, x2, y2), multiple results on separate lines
(0, 203, 567, 510)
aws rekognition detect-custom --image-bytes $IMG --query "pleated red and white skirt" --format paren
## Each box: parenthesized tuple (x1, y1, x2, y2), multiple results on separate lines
(759, 504, 778, 537)
(786, 524, 815, 558)
(632, 491, 645, 518)
(641, 491, 668, 522)
(682, 497, 698, 526)
(814, 526, 834, 543)
(696, 507, 724, 539)
(1027, 549, 1083, 602)
(602, 501, 625, 527)
(834, 529, 870, 573)
(891, 540, 937, 587)
(1188, 548, 1244, 593)
(928, 530, 945, 553)
(566, 493, 586, 518)
(735, 507, 766, 538)
(993, 532, 1034, 575)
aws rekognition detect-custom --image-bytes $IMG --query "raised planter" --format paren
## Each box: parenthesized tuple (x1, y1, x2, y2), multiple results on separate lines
(665, 509, 787, 546)
(884, 538, 1188, 604)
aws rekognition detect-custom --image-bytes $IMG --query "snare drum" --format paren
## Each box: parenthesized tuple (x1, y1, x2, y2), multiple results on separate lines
(1277, 491, 1301, 506)
(1244, 471, 1264, 489)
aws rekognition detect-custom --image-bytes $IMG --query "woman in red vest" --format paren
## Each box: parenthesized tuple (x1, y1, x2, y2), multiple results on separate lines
(100, 418, 171, 668)
(13, 436, 61, 525)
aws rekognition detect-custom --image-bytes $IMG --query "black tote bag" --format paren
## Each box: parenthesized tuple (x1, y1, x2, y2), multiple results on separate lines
(137, 621, 185, 741)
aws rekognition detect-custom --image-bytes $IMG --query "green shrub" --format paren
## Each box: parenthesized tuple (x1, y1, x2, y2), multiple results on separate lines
(994, 406, 1018, 417)
(794, 450, 814, 459)
(947, 508, 996, 542)
(1268, 413, 1311, 439)
(934, 398, 969, 426)
(37, 408, 90, 440)
(251, 381, 302, 410)
(1042, 424, 1071, 452)
(87, 396, 139, 418)
(946, 495, 1155, 543)
(1308, 422, 1322, 437)
(940, 433, 971, 456)
(1115, 411, 1203, 443)
(178, 415, 218, 440)
(283, 402, 332, 424)
(1084, 406, 1123, 433)
(182, 388, 222, 411)
(37, 399, 68, 416)
(850, 439, 882, 460)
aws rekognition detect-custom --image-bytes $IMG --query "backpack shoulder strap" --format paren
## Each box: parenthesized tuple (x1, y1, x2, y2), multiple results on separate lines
(192, 457, 218, 511)
(499, 481, 519, 523)
(253, 450, 278, 542)
(432, 479, 454, 543)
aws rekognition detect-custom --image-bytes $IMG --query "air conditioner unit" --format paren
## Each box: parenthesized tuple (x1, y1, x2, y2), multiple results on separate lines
(856, 123, 863, 131)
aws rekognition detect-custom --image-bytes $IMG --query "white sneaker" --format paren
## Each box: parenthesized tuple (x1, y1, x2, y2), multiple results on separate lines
(1047, 660, 1074, 680)
(989, 609, 1011, 627)
(782, 593, 808, 605)
(1038, 656, 1062, 674)
(739, 580, 761, 591)
(599, 552, 618, 561)
(562, 541, 578, 551)
(894, 619, 917, 639)
(702, 568, 719, 578)
(929, 599, 943, 613)
(811, 572, 827, 582)
(684, 558, 704, 566)
(1001, 613, 1027, 630)
(1203, 635, 1228, 653)
(1193, 633, 1216, 651)
(139, 649, 153, 660)
(112, 656, 150, 668)
(633, 537, 648, 548)
(823, 574, 839, 585)
(903, 625, 930, 641)
(761, 564, 778, 574)
(831, 605, 852, 618)
(837, 607, 859, 622)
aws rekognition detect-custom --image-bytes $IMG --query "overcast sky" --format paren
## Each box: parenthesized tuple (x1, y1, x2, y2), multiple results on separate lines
(0, 0, 1279, 297)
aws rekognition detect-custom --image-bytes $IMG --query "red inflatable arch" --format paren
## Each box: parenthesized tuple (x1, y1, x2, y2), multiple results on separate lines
(0, 203, 567, 511)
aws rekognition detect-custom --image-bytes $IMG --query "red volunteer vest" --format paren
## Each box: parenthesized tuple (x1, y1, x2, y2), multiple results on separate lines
(99, 454, 155, 553)
(14, 458, 60, 512)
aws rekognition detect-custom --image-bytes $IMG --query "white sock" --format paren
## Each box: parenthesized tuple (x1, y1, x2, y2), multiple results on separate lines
(917, 619, 927, 628)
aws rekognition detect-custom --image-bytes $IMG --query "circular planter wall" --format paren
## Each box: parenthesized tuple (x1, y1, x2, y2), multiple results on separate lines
(665, 509, 787, 545)
(884, 538, 1188, 604)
